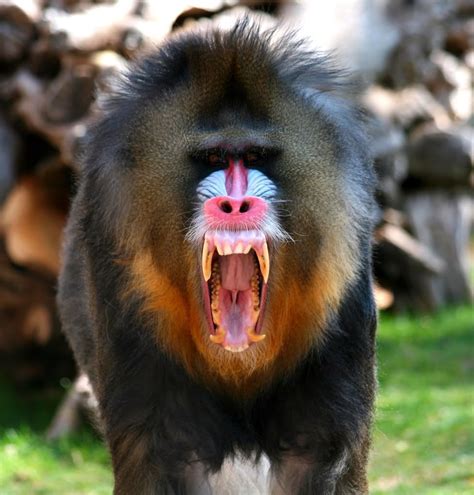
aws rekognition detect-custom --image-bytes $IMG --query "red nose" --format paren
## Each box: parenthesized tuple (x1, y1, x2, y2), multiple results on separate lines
(204, 196, 268, 228)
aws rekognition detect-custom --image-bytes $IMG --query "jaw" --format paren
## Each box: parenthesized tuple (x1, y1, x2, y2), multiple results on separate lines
(201, 230, 269, 352)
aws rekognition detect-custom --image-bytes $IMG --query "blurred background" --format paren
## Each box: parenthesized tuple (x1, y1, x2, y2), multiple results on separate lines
(0, 0, 472, 493)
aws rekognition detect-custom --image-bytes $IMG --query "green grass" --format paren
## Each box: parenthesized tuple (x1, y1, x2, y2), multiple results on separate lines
(0, 383, 112, 494)
(370, 306, 473, 494)
(0, 306, 472, 494)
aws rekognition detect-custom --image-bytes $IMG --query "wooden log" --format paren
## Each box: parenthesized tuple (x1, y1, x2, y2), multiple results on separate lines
(373, 221, 456, 312)
(363, 85, 451, 132)
(0, 113, 20, 203)
(382, 208, 408, 228)
(27, 38, 62, 79)
(43, 62, 96, 124)
(377, 0, 452, 89)
(0, 159, 71, 275)
(444, 19, 473, 57)
(429, 50, 472, 120)
(376, 223, 445, 275)
(405, 191, 473, 309)
(365, 114, 407, 207)
(40, 0, 139, 53)
(13, 70, 93, 164)
(454, 0, 474, 17)
(11, 46, 129, 163)
(0, 240, 57, 352)
(0, 0, 40, 64)
(406, 128, 472, 188)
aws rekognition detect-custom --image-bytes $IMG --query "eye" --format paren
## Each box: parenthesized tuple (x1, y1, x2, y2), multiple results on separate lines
(189, 148, 228, 169)
(244, 148, 265, 167)
(207, 149, 227, 167)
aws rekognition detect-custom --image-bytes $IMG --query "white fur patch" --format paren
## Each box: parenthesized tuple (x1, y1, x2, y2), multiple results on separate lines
(208, 452, 271, 495)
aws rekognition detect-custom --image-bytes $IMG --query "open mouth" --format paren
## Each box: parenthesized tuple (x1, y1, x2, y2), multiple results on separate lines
(201, 230, 269, 352)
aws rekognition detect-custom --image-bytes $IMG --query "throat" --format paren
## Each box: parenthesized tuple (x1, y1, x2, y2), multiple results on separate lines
(218, 287, 258, 348)
(209, 253, 264, 351)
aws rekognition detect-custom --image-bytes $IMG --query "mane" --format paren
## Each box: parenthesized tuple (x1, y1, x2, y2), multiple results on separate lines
(104, 15, 356, 112)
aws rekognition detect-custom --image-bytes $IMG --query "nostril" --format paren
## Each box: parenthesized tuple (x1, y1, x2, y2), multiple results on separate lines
(239, 201, 250, 213)
(219, 200, 233, 214)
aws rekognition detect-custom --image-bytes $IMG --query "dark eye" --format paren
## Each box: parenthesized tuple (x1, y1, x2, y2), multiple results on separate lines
(190, 148, 228, 169)
(207, 150, 227, 167)
(244, 149, 264, 167)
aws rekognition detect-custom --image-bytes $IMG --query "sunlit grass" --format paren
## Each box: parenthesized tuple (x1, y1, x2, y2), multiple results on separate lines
(0, 428, 111, 495)
(370, 306, 473, 494)
(0, 381, 112, 494)
(0, 305, 472, 493)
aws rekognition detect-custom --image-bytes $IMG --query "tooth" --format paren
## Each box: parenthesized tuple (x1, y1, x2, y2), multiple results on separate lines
(202, 239, 214, 281)
(256, 241, 270, 283)
(224, 344, 249, 353)
(247, 328, 266, 343)
(212, 307, 221, 324)
(223, 243, 232, 255)
(243, 244, 251, 254)
(216, 241, 223, 256)
(234, 242, 243, 254)
(210, 327, 225, 344)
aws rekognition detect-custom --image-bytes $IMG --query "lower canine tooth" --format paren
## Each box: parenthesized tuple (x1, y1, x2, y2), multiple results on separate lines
(247, 328, 266, 343)
(210, 327, 226, 344)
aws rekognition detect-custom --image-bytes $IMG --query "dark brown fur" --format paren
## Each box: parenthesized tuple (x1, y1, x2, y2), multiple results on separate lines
(58, 17, 377, 494)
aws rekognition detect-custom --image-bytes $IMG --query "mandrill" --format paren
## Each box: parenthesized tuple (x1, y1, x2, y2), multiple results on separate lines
(58, 15, 377, 495)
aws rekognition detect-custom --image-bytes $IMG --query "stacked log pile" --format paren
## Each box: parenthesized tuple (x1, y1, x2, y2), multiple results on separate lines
(365, 0, 473, 311)
(0, 0, 472, 382)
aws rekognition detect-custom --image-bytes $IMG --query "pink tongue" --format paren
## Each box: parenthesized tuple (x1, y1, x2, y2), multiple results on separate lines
(219, 289, 253, 345)
(218, 254, 256, 347)
(220, 254, 254, 291)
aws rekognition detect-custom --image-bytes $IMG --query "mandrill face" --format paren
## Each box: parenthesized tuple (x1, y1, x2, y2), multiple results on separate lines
(83, 27, 375, 390)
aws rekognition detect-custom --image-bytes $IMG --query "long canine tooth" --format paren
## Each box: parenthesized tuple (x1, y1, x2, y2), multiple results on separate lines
(210, 327, 226, 344)
(247, 328, 266, 343)
(256, 241, 270, 283)
(202, 239, 214, 281)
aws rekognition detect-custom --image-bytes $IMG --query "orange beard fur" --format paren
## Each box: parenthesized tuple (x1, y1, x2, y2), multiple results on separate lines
(123, 244, 352, 397)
